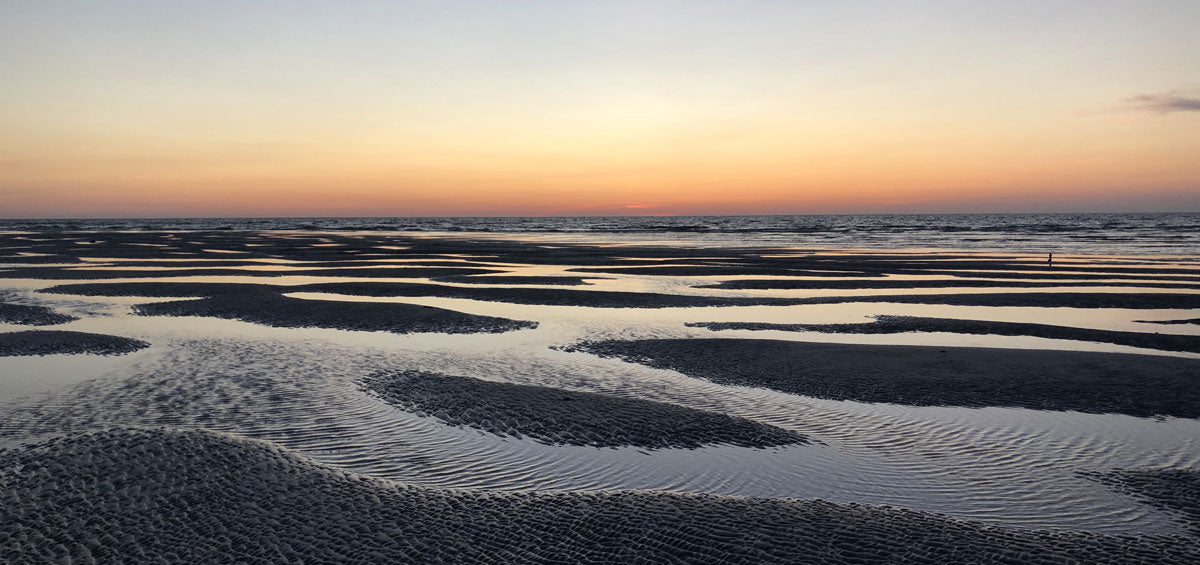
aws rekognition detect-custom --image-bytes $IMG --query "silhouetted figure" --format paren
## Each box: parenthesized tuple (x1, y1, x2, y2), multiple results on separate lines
(1048, 253, 1053, 267)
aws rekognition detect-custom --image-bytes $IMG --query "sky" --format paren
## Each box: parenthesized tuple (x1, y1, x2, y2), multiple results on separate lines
(2, 0, 1198, 218)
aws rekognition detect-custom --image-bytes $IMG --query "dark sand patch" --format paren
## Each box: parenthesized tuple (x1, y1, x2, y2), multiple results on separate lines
(0, 254, 83, 264)
(0, 302, 77, 326)
(64, 259, 286, 268)
(924, 271, 1200, 282)
(0, 266, 502, 280)
(43, 281, 281, 297)
(567, 256, 1200, 279)
(787, 259, 1200, 276)
(134, 293, 537, 334)
(701, 278, 1200, 290)
(41, 281, 1200, 310)
(363, 371, 807, 449)
(689, 316, 1200, 354)
(79, 259, 488, 268)
(3, 428, 1197, 564)
(43, 278, 1200, 316)
(570, 339, 1200, 418)
(432, 275, 595, 286)
(1082, 469, 1200, 536)
(296, 281, 802, 308)
(801, 292, 1200, 309)
(1140, 318, 1200, 326)
(0, 330, 149, 356)
(568, 265, 887, 277)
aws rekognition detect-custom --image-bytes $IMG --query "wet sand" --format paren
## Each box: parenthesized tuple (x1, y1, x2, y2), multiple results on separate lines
(0, 330, 149, 357)
(690, 315, 1200, 353)
(0, 301, 77, 325)
(2, 230, 1200, 562)
(43, 281, 280, 297)
(702, 278, 1200, 290)
(568, 265, 889, 277)
(296, 281, 805, 308)
(573, 338, 1200, 418)
(1144, 318, 1200, 326)
(4, 428, 1197, 565)
(44, 281, 805, 308)
(136, 293, 537, 335)
(797, 292, 1200, 309)
(1, 266, 503, 279)
(43, 280, 1200, 310)
(364, 371, 807, 449)
(1082, 469, 1200, 536)
(432, 275, 596, 285)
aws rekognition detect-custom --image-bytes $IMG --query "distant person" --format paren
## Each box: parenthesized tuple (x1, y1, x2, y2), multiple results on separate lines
(1047, 253, 1053, 267)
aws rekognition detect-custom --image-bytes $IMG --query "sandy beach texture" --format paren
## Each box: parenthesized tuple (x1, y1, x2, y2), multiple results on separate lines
(0, 300, 77, 325)
(0, 330, 149, 357)
(689, 315, 1200, 353)
(3, 428, 1198, 564)
(574, 338, 1200, 418)
(135, 292, 537, 335)
(364, 370, 808, 449)
(2, 229, 1199, 563)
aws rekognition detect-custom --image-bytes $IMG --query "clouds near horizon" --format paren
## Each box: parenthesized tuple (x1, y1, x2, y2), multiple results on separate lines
(1127, 92, 1200, 113)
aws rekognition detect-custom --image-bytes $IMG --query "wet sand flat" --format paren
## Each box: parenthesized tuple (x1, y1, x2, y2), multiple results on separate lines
(690, 315, 1200, 353)
(431, 274, 596, 285)
(295, 281, 806, 308)
(573, 338, 1200, 418)
(0, 301, 77, 325)
(1146, 318, 1200, 325)
(701, 278, 1200, 290)
(0, 265, 503, 279)
(2, 229, 1200, 562)
(135, 292, 538, 335)
(1082, 469, 1200, 536)
(0, 330, 149, 356)
(43, 281, 282, 297)
(4, 428, 1198, 565)
(42, 280, 1200, 310)
(364, 370, 807, 449)
(796, 291, 1200, 309)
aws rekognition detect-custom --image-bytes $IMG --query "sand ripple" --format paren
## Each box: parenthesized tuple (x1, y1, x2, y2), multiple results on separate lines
(0, 300, 77, 325)
(4, 427, 1199, 564)
(0, 330, 149, 357)
(364, 370, 807, 449)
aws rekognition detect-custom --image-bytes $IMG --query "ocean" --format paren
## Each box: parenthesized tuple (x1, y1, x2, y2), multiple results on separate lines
(2, 212, 1198, 255)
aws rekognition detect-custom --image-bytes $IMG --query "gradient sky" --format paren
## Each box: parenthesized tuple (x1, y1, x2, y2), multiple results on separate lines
(2, 0, 1198, 217)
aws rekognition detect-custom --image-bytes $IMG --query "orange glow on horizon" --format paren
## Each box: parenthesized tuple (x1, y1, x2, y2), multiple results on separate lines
(2, 3, 1198, 217)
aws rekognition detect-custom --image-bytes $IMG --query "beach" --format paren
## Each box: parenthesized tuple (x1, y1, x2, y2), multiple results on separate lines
(2, 225, 1199, 563)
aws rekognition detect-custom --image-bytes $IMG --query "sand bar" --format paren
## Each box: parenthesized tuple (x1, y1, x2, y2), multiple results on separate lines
(0, 301, 77, 325)
(364, 370, 807, 449)
(135, 293, 537, 335)
(0, 330, 149, 356)
(573, 338, 1200, 418)
(689, 315, 1200, 354)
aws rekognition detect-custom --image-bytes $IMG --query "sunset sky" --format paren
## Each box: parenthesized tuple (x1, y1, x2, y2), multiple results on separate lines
(2, 1, 1198, 217)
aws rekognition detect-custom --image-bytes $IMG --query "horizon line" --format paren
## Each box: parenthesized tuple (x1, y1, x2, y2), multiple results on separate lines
(2, 210, 1199, 222)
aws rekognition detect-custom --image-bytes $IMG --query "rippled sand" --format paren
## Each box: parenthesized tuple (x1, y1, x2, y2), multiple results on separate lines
(2, 231, 1199, 562)
(5, 428, 1199, 564)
